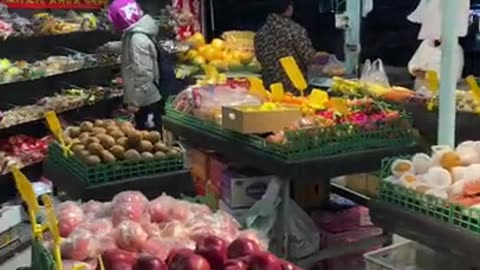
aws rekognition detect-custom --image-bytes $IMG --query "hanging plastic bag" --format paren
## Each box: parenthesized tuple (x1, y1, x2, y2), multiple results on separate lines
(244, 178, 319, 259)
(361, 59, 391, 88)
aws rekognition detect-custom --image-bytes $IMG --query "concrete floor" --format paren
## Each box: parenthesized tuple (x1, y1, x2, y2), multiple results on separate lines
(0, 247, 30, 270)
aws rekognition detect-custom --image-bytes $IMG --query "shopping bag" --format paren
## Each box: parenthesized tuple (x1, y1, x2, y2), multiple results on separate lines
(244, 178, 319, 259)
(361, 59, 391, 88)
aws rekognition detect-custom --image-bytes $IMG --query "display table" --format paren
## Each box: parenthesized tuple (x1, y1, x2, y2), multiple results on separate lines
(163, 115, 421, 265)
(370, 200, 480, 268)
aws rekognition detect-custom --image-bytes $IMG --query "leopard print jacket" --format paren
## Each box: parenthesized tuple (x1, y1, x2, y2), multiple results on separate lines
(254, 13, 315, 92)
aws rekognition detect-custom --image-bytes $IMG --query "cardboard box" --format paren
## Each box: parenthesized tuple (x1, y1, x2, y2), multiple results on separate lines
(221, 172, 272, 209)
(293, 181, 329, 209)
(345, 174, 380, 197)
(221, 105, 301, 134)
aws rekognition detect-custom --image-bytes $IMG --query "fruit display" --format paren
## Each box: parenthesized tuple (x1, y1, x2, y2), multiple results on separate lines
(178, 32, 261, 73)
(331, 77, 415, 103)
(0, 50, 118, 84)
(0, 86, 122, 129)
(0, 4, 109, 39)
(46, 191, 302, 270)
(63, 120, 181, 166)
(266, 97, 408, 144)
(384, 141, 480, 208)
(0, 134, 52, 175)
(221, 31, 255, 54)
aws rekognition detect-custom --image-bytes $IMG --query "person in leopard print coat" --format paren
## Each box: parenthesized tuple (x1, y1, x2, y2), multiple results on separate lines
(254, 0, 316, 92)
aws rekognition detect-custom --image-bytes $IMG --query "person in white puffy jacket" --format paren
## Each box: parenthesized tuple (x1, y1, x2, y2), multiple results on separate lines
(408, 39, 464, 91)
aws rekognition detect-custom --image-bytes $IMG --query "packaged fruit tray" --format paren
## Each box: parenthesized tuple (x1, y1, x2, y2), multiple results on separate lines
(165, 101, 418, 160)
(378, 156, 480, 234)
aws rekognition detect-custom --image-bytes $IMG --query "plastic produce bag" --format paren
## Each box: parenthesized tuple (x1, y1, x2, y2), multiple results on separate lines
(360, 58, 391, 88)
(244, 178, 319, 259)
(308, 53, 345, 78)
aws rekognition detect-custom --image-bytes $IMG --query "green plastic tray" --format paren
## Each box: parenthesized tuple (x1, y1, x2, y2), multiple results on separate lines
(166, 100, 418, 160)
(378, 156, 480, 234)
(46, 142, 184, 185)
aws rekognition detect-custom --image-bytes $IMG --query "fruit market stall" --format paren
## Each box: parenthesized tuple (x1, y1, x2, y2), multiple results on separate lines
(162, 59, 421, 265)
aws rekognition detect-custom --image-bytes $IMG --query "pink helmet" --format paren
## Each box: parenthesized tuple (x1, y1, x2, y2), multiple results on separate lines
(107, 0, 144, 32)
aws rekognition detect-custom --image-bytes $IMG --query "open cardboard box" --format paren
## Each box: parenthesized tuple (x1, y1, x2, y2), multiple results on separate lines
(221, 105, 301, 134)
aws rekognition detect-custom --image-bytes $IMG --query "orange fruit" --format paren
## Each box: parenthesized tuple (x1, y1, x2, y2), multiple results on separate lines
(211, 38, 225, 51)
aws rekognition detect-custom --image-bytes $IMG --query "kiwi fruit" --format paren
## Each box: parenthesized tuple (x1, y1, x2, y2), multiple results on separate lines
(78, 132, 91, 140)
(119, 122, 134, 133)
(103, 120, 116, 127)
(145, 131, 161, 143)
(141, 152, 154, 159)
(80, 121, 94, 132)
(110, 130, 125, 139)
(110, 145, 126, 159)
(71, 144, 85, 153)
(94, 119, 105, 127)
(154, 151, 167, 159)
(100, 150, 116, 164)
(92, 127, 107, 134)
(127, 131, 142, 147)
(85, 137, 100, 145)
(99, 135, 116, 149)
(137, 140, 154, 153)
(154, 142, 170, 152)
(75, 149, 90, 160)
(140, 130, 149, 139)
(124, 149, 141, 160)
(116, 137, 129, 148)
(68, 127, 82, 138)
(64, 136, 72, 145)
(87, 142, 104, 155)
(85, 155, 101, 166)
(167, 149, 180, 157)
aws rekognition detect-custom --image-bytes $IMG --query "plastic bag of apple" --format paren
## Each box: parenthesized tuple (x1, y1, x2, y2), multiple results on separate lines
(52, 191, 302, 270)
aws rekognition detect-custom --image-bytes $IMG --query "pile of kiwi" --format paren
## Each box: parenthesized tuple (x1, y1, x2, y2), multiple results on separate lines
(64, 120, 182, 166)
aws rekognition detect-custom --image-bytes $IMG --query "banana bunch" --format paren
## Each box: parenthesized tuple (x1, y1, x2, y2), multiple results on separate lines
(331, 77, 390, 97)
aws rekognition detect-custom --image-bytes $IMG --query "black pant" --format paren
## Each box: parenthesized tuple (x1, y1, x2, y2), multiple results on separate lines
(134, 100, 164, 131)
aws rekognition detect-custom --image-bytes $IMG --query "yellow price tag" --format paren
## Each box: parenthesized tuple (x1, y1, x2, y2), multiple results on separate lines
(270, 83, 285, 102)
(11, 166, 43, 239)
(328, 97, 350, 115)
(466, 75, 480, 114)
(308, 88, 329, 110)
(45, 111, 72, 156)
(11, 167, 39, 213)
(425, 71, 440, 111)
(247, 77, 269, 100)
(42, 194, 63, 270)
(280, 56, 308, 96)
(426, 70, 440, 94)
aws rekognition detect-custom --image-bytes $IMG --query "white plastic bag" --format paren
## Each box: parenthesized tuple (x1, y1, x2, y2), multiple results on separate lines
(244, 178, 319, 259)
(360, 59, 391, 88)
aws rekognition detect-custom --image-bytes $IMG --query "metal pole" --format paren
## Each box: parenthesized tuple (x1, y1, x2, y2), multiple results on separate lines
(344, 0, 361, 75)
(438, 0, 459, 147)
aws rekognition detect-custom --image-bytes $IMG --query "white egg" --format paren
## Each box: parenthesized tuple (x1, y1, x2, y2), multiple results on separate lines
(425, 189, 449, 200)
(391, 159, 414, 178)
(411, 153, 432, 174)
(423, 167, 452, 189)
(455, 145, 480, 165)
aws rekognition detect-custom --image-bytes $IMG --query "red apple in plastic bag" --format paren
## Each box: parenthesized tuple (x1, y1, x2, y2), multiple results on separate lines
(133, 255, 167, 270)
(60, 228, 98, 261)
(101, 248, 137, 270)
(227, 238, 260, 259)
(280, 260, 303, 270)
(57, 202, 85, 237)
(112, 191, 148, 207)
(114, 220, 148, 251)
(249, 252, 281, 270)
(168, 251, 211, 270)
(112, 202, 146, 226)
(195, 235, 228, 270)
(224, 259, 248, 270)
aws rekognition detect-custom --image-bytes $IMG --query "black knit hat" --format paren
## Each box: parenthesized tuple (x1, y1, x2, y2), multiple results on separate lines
(270, 0, 293, 14)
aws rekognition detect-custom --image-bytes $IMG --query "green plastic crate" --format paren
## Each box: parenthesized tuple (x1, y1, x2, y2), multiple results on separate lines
(166, 100, 418, 160)
(378, 156, 480, 234)
(46, 142, 184, 184)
